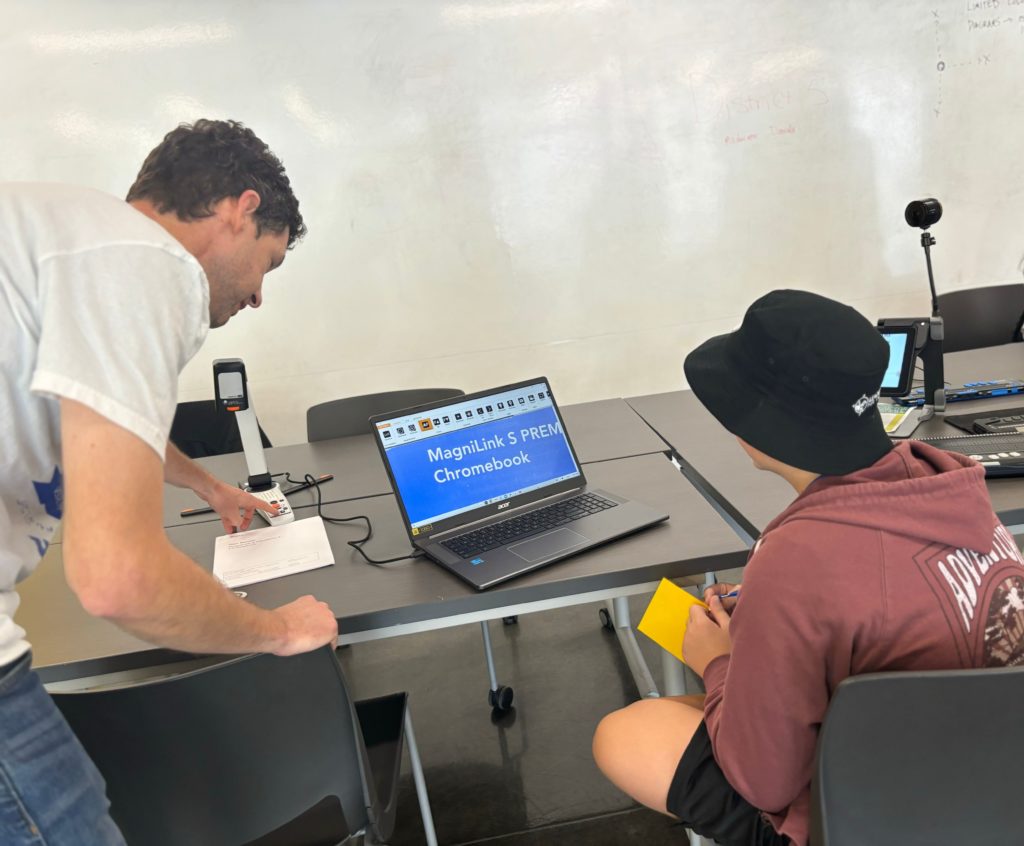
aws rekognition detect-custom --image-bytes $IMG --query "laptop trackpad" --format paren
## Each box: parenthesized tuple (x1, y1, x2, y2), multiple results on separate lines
(508, 528, 589, 563)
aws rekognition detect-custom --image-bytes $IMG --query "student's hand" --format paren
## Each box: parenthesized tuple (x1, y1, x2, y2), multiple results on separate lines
(683, 596, 733, 678)
(202, 480, 278, 533)
(703, 582, 741, 613)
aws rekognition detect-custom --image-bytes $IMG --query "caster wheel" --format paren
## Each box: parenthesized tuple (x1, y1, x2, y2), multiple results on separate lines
(502, 616, 518, 625)
(599, 607, 614, 631)
(488, 685, 514, 712)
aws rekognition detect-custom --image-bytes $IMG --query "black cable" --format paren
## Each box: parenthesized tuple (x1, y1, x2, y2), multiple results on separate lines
(287, 473, 422, 569)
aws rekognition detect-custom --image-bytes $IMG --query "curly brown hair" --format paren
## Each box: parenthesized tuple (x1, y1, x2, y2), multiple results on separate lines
(127, 119, 306, 248)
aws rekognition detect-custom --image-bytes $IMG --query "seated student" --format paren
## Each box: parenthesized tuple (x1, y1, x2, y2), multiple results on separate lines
(592, 289, 1024, 846)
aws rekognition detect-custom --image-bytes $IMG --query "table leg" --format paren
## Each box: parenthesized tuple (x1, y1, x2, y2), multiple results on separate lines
(661, 649, 687, 697)
(608, 597, 660, 699)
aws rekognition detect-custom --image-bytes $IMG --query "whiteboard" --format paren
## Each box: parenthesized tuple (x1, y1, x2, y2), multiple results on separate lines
(4, 0, 1024, 444)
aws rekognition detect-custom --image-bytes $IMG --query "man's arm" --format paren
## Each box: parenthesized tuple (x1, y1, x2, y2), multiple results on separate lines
(164, 440, 220, 493)
(164, 441, 275, 533)
(61, 398, 337, 656)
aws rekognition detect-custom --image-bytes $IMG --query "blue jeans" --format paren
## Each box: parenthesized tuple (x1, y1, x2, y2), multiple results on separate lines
(0, 652, 125, 845)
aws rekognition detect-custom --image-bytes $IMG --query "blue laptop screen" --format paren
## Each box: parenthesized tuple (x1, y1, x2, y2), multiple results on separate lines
(374, 382, 581, 530)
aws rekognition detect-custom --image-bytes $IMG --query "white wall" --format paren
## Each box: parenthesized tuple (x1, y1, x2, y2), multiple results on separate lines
(4, 1, 1023, 444)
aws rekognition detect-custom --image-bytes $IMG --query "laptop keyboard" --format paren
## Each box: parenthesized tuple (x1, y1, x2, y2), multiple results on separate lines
(441, 493, 618, 559)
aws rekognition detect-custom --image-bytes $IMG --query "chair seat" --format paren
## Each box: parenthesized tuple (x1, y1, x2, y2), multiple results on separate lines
(171, 399, 273, 458)
(53, 648, 435, 846)
(812, 665, 1024, 846)
(936, 283, 1024, 353)
(247, 691, 410, 846)
(306, 389, 464, 442)
(244, 796, 349, 846)
(356, 693, 409, 824)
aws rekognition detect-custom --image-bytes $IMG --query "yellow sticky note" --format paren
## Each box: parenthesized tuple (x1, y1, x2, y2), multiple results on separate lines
(637, 578, 708, 662)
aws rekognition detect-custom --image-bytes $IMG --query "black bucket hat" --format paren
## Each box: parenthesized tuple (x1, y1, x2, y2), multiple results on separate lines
(683, 289, 893, 476)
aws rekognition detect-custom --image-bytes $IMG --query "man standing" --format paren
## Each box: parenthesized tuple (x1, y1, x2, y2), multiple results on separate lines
(0, 120, 338, 844)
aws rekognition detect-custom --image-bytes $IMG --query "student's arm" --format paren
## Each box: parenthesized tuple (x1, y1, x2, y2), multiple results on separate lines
(61, 398, 337, 655)
(698, 535, 837, 814)
(164, 442, 276, 533)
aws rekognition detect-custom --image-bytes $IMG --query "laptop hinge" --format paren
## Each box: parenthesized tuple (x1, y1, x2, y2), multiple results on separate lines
(427, 484, 587, 542)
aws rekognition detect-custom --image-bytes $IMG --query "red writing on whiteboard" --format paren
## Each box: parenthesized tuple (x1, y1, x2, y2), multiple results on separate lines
(724, 133, 759, 145)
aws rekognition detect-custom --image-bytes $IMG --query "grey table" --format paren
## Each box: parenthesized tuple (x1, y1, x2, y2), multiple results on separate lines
(628, 343, 1024, 535)
(907, 344, 1024, 525)
(162, 433, 388, 527)
(22, 452, 745, 685)
(627, 390, 790, 540)
(162, 398, 669, 528)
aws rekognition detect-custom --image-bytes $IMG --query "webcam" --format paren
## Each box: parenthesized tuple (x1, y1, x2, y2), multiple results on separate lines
(904, 198, 942, 230)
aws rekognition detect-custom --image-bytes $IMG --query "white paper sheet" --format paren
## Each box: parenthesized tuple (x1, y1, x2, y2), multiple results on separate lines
(213, 516, 334, 589)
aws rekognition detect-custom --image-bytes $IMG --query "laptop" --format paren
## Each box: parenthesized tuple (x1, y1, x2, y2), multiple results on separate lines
(370, 378, 669, 590)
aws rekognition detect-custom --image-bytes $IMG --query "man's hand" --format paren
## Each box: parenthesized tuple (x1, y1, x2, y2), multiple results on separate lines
(163, 443, 277, 532)
(683, 596, 733, 678)
(201, 480, 278, 533)
(270, 596, 339, 656)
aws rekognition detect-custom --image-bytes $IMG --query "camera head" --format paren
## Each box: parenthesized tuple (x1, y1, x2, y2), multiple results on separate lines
(905, 198, 942, 230)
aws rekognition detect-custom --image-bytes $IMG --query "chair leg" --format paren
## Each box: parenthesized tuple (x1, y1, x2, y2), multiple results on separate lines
(404, 707, 438, 846)
(480, 621, 513, 711)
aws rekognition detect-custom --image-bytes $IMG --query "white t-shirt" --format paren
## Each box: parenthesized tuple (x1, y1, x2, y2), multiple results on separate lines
(0, 183, 210, 667)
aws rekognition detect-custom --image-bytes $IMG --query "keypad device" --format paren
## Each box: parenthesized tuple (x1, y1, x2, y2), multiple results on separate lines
(246, 483, 294, 526)
(916, 433, 1024, 477)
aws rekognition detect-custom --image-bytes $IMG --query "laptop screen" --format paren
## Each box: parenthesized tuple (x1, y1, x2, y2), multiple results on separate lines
(373, 380, 582, 532)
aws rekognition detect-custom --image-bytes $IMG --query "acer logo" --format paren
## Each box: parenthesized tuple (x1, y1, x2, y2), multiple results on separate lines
(497, 502, 510, 510)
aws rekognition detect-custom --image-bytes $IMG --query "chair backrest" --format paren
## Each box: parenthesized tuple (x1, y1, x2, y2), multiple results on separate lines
(53, 647, 380, 846)
(306, 388, 465, 442)
(811, 665, 1024, 846)
(170, 399, 273, 458)
(936, 283, 1024, 353)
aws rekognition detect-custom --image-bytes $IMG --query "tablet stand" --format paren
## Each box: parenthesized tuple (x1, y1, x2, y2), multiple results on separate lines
(213, 358, 294, 525)
(918, 314, 946, 420)
(877, 316, 945, 422)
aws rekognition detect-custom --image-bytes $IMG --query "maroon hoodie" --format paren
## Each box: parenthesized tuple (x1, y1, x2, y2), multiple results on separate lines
(701, 440, 1024, 845)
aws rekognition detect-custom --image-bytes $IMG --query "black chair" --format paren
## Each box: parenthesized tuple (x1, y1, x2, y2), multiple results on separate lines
(936, 283, 1024, 353)
(170, 399, 273, 458)
(811, 665, 1024, 846)
(53, 646, 437, 846)
(306, 388, 465, 442)
(306, 388, 518, 713)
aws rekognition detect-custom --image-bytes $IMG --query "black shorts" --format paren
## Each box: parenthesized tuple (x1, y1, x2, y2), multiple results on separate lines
(666, 721, 790, 846)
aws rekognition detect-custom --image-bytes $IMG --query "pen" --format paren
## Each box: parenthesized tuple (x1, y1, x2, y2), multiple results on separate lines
(719, 590, 740, 599)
